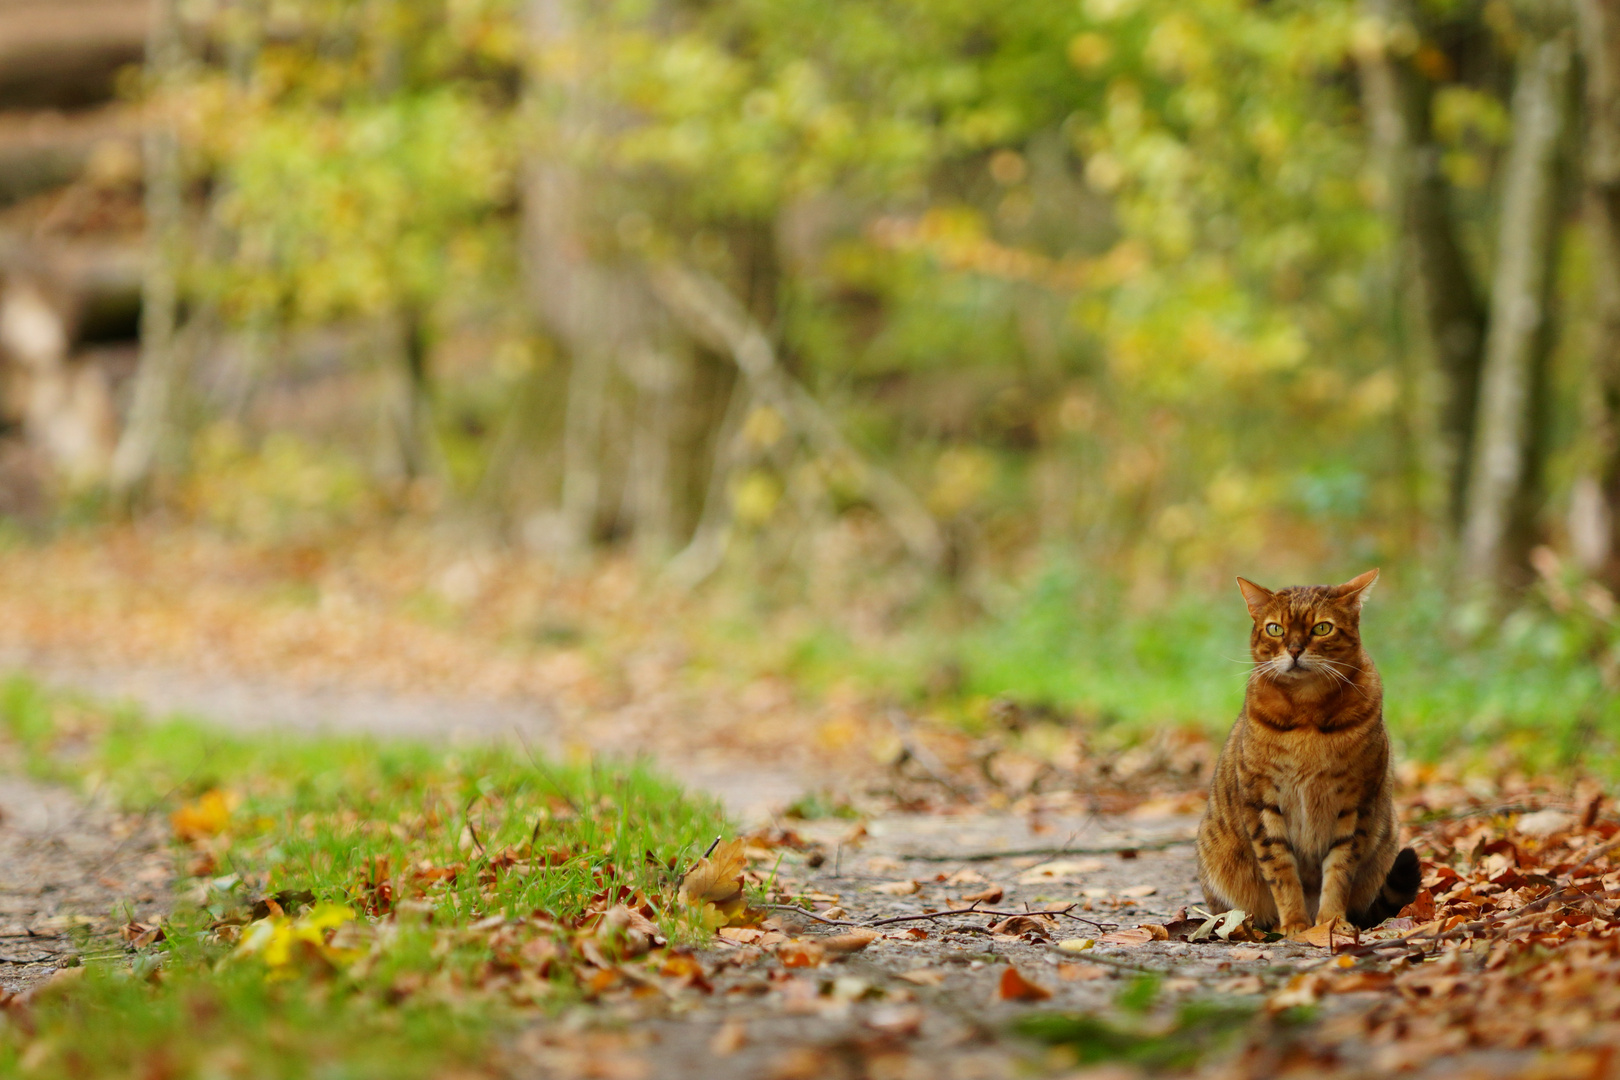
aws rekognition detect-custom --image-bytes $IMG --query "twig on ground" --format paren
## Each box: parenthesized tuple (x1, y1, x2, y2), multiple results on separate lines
(898, 836, 1195, 862)
(760, 901, 1117, 932)
(1567, 836, 1620, 875)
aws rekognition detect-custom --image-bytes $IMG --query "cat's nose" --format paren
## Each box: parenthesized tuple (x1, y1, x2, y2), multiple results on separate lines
(1287, 645, 1304, 659)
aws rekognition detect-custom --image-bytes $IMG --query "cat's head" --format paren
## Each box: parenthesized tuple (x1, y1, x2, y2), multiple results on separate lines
(1235, 570, 1377, 683)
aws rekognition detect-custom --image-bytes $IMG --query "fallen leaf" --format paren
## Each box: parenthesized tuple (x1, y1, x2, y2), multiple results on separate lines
(997, 965, 1052, 1001)
(680, 839, 747, 906)
(1118, 884, 1158, 898)
(961, 884, 1005, 904)
(1055, 938, 1095, 953)
(1098, 923, 1169, 946)
(865, 1005, 924, 1037)
(1016, 858, 1105, 883)
(1515, 809, 1572, 838)
(987, 914, 1054, 937)
(896, 968, 946, 986)
(820, 928, 881, 954)
(171, 790, 238, 842)
(776, 940, 825, 968)
(1289, 918, 1358, 951)
(1228, 947, 1267, 962)
(872, 880, 920, 896)
(709, 1020, 747, 1056)
(1056, 962, 1107, 981)
(119, 922, 166, 949)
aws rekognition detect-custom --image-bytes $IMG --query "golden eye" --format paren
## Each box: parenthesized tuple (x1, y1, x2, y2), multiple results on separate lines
(1265, 623, 1283, 637)
(1312, 621, 1333, 636)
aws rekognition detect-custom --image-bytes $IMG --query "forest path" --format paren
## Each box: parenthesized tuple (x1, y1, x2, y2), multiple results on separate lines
(0, 772, 168, 996)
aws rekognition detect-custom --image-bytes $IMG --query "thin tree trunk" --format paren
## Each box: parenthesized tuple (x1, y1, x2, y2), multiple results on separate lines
(1575, 0, 1620, 580)
(1354, 0, 1424, 541)
(1355, 0, 1488, 530)
(1460, 29, 1574, 589)
(110, 0, 184, 500)
(524, 0, 653, 554)
(383, 305, 444, 484)
(624, 342, 679, 560)
(666, 375, 752, 588)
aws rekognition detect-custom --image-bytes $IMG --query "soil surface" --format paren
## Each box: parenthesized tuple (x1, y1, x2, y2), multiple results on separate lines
(0, 772, 168, 995)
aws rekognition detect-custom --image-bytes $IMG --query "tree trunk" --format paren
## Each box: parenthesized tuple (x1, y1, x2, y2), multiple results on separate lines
(1574, 0, 1620, 580)
(109, 0, 183, 501)
(623, 342, 680, 560)
(1460, 28, 1574, 590)
(523, 0, 654, 554)
(1355, 0, 1488, 529)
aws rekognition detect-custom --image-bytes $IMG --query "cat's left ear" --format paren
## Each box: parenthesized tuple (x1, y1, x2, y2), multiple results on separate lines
(1330, 568, 1379, 609)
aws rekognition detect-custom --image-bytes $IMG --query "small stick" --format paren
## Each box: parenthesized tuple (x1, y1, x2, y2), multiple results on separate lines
(758, 901, 1116, 932)
(898, 836, 1194, 862)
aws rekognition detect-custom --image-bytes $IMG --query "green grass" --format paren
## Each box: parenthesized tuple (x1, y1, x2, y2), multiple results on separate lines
(721, 560, 1619, 774)
(0, 677, 728, 1079)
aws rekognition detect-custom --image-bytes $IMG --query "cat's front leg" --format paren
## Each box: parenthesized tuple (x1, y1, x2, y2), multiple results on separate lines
(1247, 801, 1310, 932)
(1316, 808, 1364, 925)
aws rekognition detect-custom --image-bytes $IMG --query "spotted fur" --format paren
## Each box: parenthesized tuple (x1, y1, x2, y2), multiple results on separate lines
(1196, 570, 1418, 932)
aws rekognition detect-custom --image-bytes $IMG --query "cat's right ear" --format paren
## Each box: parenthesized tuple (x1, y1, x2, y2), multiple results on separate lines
(1236, 577, 1273, 620)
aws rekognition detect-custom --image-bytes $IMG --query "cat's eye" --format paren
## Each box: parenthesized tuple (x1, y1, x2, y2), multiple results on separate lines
(1312, 621, 1333, 636)
(1264, 623, 1283, 637)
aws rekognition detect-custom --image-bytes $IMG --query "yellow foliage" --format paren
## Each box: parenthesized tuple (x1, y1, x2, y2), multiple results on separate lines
(171, 790, 240, 842)
(235, 904, 360, 973)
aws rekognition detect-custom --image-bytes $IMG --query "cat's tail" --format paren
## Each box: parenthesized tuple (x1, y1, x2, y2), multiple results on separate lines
(1352, 847, 1421, 929)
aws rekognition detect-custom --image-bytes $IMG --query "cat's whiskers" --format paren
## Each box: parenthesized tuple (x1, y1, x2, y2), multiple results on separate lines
(1301, 655, 1372, 700)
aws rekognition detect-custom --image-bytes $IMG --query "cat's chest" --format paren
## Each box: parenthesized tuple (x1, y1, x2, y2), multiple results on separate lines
(1267, 754, 1353, 858)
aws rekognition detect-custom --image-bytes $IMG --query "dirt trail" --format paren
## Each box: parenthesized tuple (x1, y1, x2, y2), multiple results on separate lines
(506, 809, 1375, 1080)
(0, 773, 168, 994)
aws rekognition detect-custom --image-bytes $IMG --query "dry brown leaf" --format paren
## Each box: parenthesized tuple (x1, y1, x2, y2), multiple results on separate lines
(709, 1020, 747, 1056)
(896, 968, 946, 986)
(1056, 962, 1107, 981)
(1289, 918, 1358, 951)
(1098, 923, 1168, 946)
(1016, 858, 1105, 883)
(997, 965, 1053, 1001)
(987, 914, 1054, 937)
(961, 884, 1005, 904)
(820, 927, 881, 954)
(776, 940, 826, 968)
(1118, 884, 1158, 898)
(680, 839, 747, 905)
(872, 880, 920, 896)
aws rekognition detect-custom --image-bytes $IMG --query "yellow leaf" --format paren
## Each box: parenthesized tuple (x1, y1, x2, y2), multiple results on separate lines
(235, 904, 358, 973)
(170, 790, 240, 842)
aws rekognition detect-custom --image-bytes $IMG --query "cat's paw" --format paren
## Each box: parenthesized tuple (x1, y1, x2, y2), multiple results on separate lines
(1278, 920, 1311, 935)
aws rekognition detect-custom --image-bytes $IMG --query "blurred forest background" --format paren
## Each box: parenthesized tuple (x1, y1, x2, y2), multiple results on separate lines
(2, 0, 1620, 760)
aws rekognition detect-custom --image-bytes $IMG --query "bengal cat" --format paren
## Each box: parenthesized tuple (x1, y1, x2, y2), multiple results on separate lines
(1196, 569, 1419, 932)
